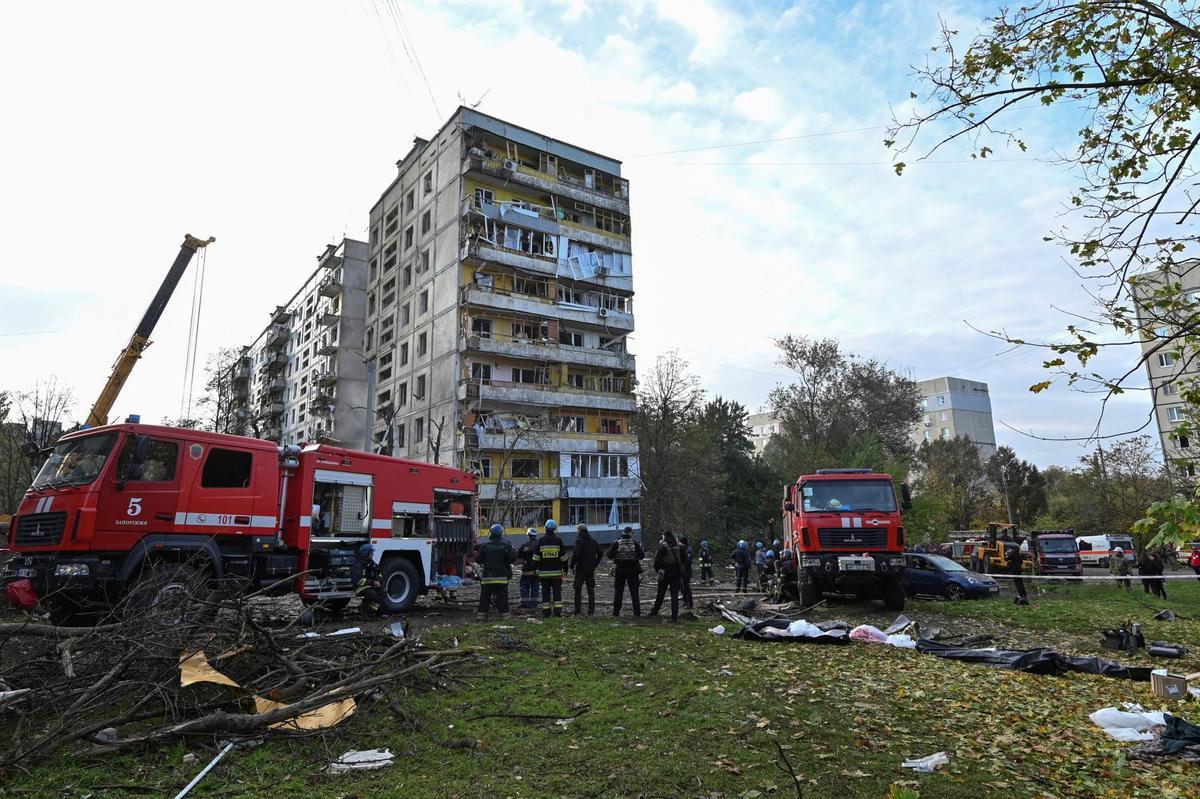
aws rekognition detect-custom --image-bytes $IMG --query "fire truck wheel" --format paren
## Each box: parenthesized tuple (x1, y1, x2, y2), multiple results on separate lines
(379, 558, 419, 613)
(882, 577, 906, 611)
(127, 563, 214, 622)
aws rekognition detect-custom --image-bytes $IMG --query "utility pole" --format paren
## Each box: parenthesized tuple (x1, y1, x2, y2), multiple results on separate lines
(1000, 466, 1015, 525)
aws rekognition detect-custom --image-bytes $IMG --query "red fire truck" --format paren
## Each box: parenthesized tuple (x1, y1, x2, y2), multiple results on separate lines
(782, 469, 911, 611)
(3, 422, 477, 622)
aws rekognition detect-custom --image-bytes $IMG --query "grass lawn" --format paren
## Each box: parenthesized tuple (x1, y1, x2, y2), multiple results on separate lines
(8, 581, 1199, 799)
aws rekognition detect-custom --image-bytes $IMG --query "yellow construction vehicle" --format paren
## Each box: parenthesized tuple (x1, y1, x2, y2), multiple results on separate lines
(970, 523, 1018, 573)
(85, 234, 214, 427)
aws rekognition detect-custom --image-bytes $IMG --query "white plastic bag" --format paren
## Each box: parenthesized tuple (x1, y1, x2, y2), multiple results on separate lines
(327, 748, 395, 774)
(885, 633, 917, 649)
(849, 624, 888, 643)
(901, 751, 949, 772)
(708, 625, 726, 635)
(1089, 706, 1166, 741)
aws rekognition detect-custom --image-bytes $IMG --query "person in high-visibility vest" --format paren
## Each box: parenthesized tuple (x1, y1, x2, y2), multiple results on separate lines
(475, 524, 516, 620)
(697, 540, 714, 584)
(533, 519, 568, 617)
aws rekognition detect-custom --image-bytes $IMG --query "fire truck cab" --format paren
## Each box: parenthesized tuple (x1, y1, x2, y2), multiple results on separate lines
(782, 469, 910, 611)
(3, 423, 476, 621)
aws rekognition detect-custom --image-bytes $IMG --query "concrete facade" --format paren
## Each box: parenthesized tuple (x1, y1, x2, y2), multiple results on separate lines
(1134, 259, 1200, 475)
(230, 239, 370, 447)
(748, 411, 780, 456)
(912, 376, 997, 460)
(364, 108, 640, 536)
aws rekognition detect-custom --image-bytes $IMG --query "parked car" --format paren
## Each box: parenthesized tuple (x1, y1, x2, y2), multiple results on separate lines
(904, 553, 999, 600)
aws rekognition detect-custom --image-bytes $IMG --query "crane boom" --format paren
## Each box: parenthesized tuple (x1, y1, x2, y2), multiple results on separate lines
(85, 234, 216, 427)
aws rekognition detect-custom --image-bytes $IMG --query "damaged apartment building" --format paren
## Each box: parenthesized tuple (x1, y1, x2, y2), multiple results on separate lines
(365, 108, 640, 540)
(229, 239, 370, 448)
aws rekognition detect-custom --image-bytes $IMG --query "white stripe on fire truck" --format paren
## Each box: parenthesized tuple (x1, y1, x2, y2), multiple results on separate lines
(841, 517, 850, 528)
(852, 517, 862, 528)
(371, 519, 392, 530)
(36, 496, 54, 514)
(172, 513, 277, 528)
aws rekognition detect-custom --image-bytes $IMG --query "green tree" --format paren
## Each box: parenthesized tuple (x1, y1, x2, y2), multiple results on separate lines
(695, 397, 782, 544)
(767, 336, 922, 477)
(985, 446, 1049, 526)
(914, 437, 995, 532)
(1068, 435, 1170, 539)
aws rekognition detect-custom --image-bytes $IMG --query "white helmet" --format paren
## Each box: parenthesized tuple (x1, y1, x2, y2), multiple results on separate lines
(1114, 547, 1124, 554)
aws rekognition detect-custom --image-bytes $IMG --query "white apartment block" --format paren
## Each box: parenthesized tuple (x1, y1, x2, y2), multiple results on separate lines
(364, 108, 639, 540)
(230, 239, 370, 447)
(1135, 259, 1200, 475)
(748, 411, 780, 456)
(912, 376, 997, 460)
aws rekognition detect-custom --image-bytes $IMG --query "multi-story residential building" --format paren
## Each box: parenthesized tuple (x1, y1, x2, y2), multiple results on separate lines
(1135, 258, 1200, 475)
(911, 376, 997, 460)
(364, 108, 639, 538)
(749, 411, 780, 456)
(229, 239, 370, 447)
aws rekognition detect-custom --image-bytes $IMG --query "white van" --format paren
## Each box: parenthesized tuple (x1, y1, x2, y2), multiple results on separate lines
(1077, 534, 1135, 567)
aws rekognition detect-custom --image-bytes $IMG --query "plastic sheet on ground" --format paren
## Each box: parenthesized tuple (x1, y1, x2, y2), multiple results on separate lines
(901, 751, 949, 772)
(719, 605, 849, 644)
(849, 625, 918, 649)
(1090, 706, 1166, 742)
(327, 748, 394, 774)
(917, 640, 1152, 681)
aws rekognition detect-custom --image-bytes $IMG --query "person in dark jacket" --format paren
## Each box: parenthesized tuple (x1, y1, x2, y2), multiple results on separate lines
(608, 526, 645, 617)
(649, 530, 684, 622)
(515, 528, 540, 610)
(533, 519, 568, 617)
(1005, 535, 1027, 605)
(678, 534, 694, 609)
(351, 543, 382, 617)
(730, 540, 751, 592)
(777, 549, 799, 601)
(1141, 551, 1168, 599)
(697, 540, 714, 584)
(475, 524, 517, 620)
(569, 524, 604, 616)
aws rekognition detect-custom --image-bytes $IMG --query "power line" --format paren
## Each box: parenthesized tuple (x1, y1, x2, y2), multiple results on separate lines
(631, 125, 884, 158)
(382, 0, 440, 121)
(666, 157, 1033, 167)
(364, 0, 415, 100)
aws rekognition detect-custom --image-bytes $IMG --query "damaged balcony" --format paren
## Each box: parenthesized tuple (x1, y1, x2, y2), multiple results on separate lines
(463, 334, 635, 370)
(265, 325, 289, 348)
(465, 198, 631, 258)
(458, 380, 635, 412)
(318, 273, 342, 298)
(318, 311, 341, 328)
(560, 476, 641, 499)
(462, 285, 634, 332)
(464, 430, 638, 455)
(465, 155, 630, 216)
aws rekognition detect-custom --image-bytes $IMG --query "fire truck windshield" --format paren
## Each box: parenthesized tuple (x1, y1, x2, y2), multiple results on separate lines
(32, 432, 118, 490)
(801, 480, 896, 513)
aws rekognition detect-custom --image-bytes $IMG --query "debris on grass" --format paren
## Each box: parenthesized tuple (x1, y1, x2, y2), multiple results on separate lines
(901, 751, 948, 772)
(326, 747, 395, 774)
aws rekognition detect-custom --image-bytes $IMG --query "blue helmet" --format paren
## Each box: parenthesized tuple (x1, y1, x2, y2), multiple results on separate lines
(738, 540, 748, 550)
(766, 550, 775, 559)
(773, 539, 781, 548)
(489, 523, 504, 539)
(701, 540, 709, 548)
(755, 541, 764, 549)
(545, 519, 557, 532)
(358, 543, 375, 558)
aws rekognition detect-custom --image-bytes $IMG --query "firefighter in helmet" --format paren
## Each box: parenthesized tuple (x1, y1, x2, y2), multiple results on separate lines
(352, 543, 382, 616)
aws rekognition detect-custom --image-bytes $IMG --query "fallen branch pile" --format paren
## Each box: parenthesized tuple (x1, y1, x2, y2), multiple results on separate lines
(0, 593, 474, 770)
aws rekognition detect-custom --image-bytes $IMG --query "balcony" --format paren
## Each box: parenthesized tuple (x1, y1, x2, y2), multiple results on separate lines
(257, 402, 284, 419)
(462, 285, 634, 333)
(561, 476, 640, 499)
(315, 371, 337, 386)
(319, 274, 342, 298)
(466, 156, 630, 216)
(317, 340, 338, 356)
(270, 306, 292, 325)
(464, 334, 635, 371)
(467, 430, 638, 455)
(460, 238, 633, 295)
(265, 325, 289, 347)
(232, 363, 251, 382)
(465, 197, 631, 256)
(459, 380, 635, 412)
(267, 378, 286, 393)
(476, 480, 560, 502)
(318, 311, 340, 328)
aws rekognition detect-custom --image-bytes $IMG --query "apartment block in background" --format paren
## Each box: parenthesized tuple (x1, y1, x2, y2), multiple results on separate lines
(364, 108, 639, 541)
(911, 376, 997, 460)
(229, 239, 369, 447)
(1135, 259, 1200, 475)
(748, 411, 780, 456)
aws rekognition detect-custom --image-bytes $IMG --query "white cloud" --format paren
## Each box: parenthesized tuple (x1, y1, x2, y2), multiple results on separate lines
(731, 86, 781, 122)
(554, 0, 591, 22)
(651, 0, 735, 62)
(658, 80, 697, 105)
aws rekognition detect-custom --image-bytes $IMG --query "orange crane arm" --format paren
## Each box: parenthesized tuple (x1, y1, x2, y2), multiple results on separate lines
(85, 234, 215, 427)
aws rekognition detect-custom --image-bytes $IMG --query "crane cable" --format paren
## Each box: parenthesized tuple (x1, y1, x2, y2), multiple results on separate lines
(178, 246, 208, 423)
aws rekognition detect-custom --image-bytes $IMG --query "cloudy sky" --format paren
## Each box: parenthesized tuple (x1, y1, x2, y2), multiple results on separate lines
(0, 0, 1156, 466)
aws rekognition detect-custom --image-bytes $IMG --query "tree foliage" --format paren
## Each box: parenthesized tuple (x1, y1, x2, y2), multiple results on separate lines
(985, 445, 1049, 525)
(766, 336, 922, 477)
(914, 437, 993, 532)
(892, 1, 1200, 421)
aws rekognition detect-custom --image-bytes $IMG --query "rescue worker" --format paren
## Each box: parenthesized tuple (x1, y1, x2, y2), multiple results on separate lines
(762, 549, 777, 593)
(1109, 546, 1131, 590)
(777, 549, 799, 601)
(730, 540, 752, 593)
(569, 523, 604, 616)
(1191, 545, 1200, 580)
(698, 540, 714, 584)
(515, 528, 540, 610)
(754, 541, 767, 588)
(533, 519, 568, 617)
(608, 525, 645, 617)
(1004, 534, 1027, 605)
(678, 534, 694, 609)
(475, 524, 516, 620)
(351, 543, 382, 617)
(648, 530, 683, 622)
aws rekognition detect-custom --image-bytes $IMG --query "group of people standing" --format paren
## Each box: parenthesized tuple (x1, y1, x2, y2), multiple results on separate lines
(472, 522, 709, 622)
(727, 539, 800, 600)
